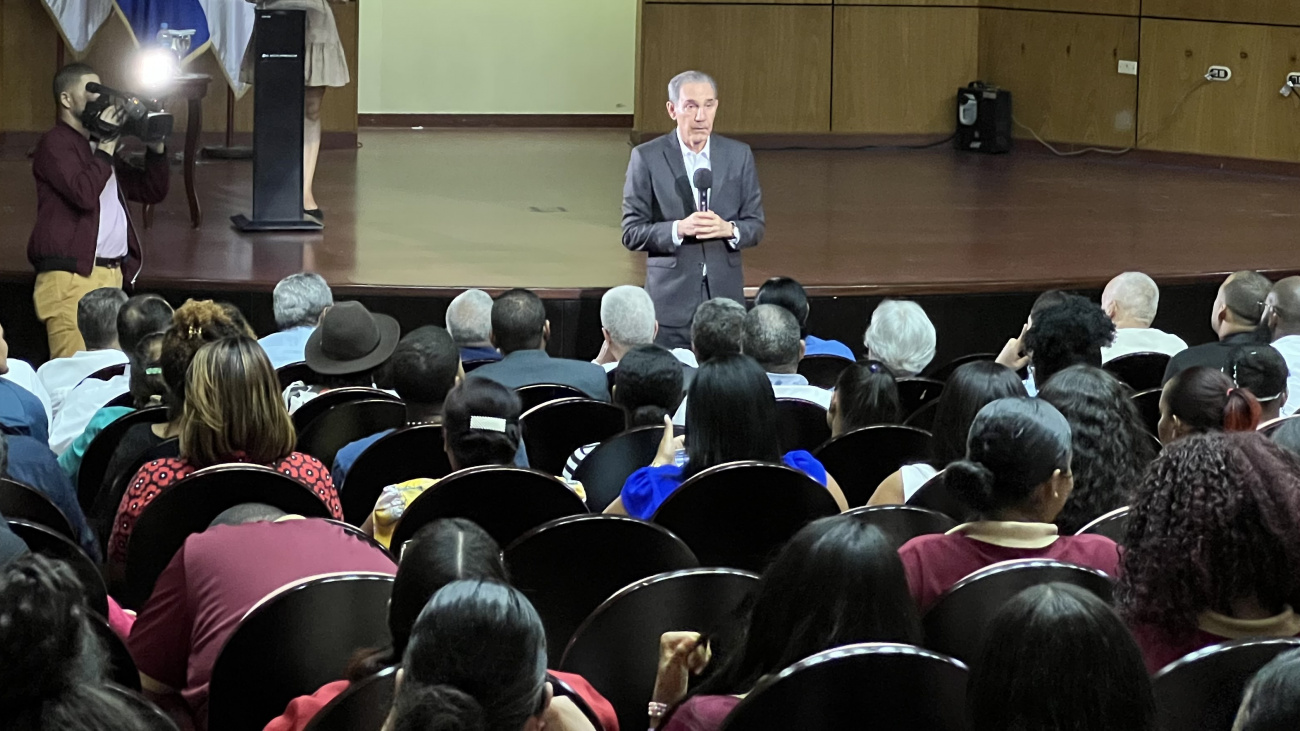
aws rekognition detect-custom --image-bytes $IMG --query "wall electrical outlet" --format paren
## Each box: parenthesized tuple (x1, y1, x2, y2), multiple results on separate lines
(1118, 60, 1138, 75)
(1206, 66, 1232, 81)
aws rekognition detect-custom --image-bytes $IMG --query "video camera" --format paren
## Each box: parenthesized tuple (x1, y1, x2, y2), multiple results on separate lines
(80, 82, 173, 144)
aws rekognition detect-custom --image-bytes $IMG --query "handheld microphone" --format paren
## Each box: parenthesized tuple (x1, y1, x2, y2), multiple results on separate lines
(692, 168, 713, 212)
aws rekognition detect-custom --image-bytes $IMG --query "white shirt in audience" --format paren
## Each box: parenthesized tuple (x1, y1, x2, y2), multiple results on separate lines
(37, 349, 128, 418)
(1101, 328, 1188, 363)
(600, 348, 698, 372)
(1273, 335, 1300, 417)
(671, 371, 831, 426)
(50, 373, 128, 454)
(2, 358, 54, 428)
(901, 463, 940, 502)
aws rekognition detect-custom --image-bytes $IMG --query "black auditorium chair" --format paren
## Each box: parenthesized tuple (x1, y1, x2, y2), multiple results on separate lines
(1132, 388, 1162, 437)
(77, 406, 169, 512)
(571, 425, 662, 511)
(503, 514, 699, 656)
(208, 573, 396, 731)
(719, 643, 971, 731)
(775, 398, 832, 453)
(8, 519, 108, 617)
(123, 464, 333, 608)
(85, 362, 127, 382)
(461, 358, 497, 373)
(796, 354, 854, 389)
(90, 611, 142, 690)
(923, 559, 1115, 665)
(338, 425, 452, 525)
(0, 477, 77, 542)
(844, 505, 957, 549)
(903, 398, 940, 431)
(104, 684, 179, 731)
(652, 462, 839, 572)
(295, 398, 407, 470)
(521, 398, 626, 475)
(91, 438, 180, 545)
(388, 466, 587, 550)
(104, 391, 136, 408)
(1259, 415, 1299, 436)
(303, 666, 398, 731)
(814, 425, 932, 508)
(516, 383, 589, 413)
(276, 361, 314, 391)
(560, 568, 760, 731)
(906, 471, 977, 524)
(1152, 638, 1300, 731)
(291, 387, 400, 433)
(1104, 351, 1172, 393)
(1074, 506, 1131, 544)
(927, 353, 996, 382)
(896, 377, 945, 419)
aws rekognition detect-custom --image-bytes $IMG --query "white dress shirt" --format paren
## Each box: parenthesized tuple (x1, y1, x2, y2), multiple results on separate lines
(1101, 327, 1189, 363)
(37, 349, 129, 418)
(2, 359, 54, 428)
(1273, 335, 1300, 417)
(49, 373, 128, 454)
(670, 133, 741, 258)
(600, 348, 698, 372)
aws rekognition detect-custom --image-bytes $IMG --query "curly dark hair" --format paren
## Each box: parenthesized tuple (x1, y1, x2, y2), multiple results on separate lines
(1023, 294, 1116, 390)
(1118, 432, 1300, 636)
(1039, 365, 1157, 534)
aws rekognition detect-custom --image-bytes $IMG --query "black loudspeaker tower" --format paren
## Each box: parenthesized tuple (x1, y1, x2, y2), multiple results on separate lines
(955, 82, 1012, 155)
(232, 9, 322, 231)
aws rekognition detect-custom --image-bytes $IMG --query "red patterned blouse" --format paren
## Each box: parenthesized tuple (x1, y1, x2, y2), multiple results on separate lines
(107, 451, 343, 564)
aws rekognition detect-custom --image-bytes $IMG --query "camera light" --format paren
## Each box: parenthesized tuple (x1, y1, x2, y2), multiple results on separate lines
(136, 48, 179, 93)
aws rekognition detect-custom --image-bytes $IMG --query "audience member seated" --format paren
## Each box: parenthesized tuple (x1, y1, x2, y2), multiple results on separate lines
(607, 354, 848, 519)
(995, 289, 1071, 394)
(0, 321, 53, 426)
(259, 273, 334, 369)
(283, 301, 400, 413)
(689, 298, 746, 365)
(1119, 433, 1300, 672)
(38, 287, 128, 417)
(0, 555, 154, 730)
(863, 299, 936, 377)
(868, 361, 1026, 506)
(1164, 270, 1272, 384)
(108, 337, 343, 563)
(365, 377, 584, 547)
(754, 276, 854, 360)
(1158, 366, 1260, 445)
(58, 293, 173, 482)
(127, 504, 397, 730)
(827, 361, 901, 437)
(472, 289, 610, 401)
(652, 516, 920, 731)
(594, 285, 696, 371)
(1038, 365, 1156, 534)
(1021, 293, 1116, 392)
(1, 429, 97, 559)
(1227, 345, 1289, 427)
(0, 334, 51, 446)
(969, 583, 1155, 731)
(331, 326, 463, 485)
(564, 344, 685, 480)
(384, 579, 597, 731)
(1264, 276, 1300, 417)
(897, 398, 1119, 612)
(742, 304, 832, 408)
(1271, 417, 1300, 459)
(446, 288, 503, 364)
(1233, 648, 1300, 730)
(1099, 272, 1188, 362)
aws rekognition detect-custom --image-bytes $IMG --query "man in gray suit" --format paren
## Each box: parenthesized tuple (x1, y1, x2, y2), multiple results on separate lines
(470, 288, 610, 401)
(621, 70, 765, 348)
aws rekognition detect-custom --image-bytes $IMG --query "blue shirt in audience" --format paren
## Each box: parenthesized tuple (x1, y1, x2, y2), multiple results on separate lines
(804, 335, 855, 361)
(0, 378, 49, 444)
(459, 345, 503, 364)
(259, 326, 316, 369)
(620, 450, 828, 520)
(2, 433, 98, 560)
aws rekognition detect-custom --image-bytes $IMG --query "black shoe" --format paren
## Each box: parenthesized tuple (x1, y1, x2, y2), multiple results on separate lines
(305, 208, 323, 220)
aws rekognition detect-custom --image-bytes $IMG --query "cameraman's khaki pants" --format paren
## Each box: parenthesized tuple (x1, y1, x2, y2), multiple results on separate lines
(34, 267, 123, 359)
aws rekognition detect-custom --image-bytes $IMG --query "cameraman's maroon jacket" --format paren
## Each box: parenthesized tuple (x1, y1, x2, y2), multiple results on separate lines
(27, 121, 169, 285)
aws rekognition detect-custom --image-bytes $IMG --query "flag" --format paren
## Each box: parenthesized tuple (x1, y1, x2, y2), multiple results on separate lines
(41, 0, 115, 54)
(195, 0, 255, 97)
(113, 0, 212, 60)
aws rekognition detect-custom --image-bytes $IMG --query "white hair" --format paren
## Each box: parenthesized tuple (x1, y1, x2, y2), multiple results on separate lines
(272, 273, 333, 330)
(446, 289, 494, 345)
(864, 300, 937, 377)
(1103, 272, 1160, 326)
(668, 70, 717, 104)
(601, 285, 657, 347)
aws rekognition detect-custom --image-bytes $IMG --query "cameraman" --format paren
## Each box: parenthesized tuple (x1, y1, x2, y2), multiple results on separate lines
(28, 63, 169, 359)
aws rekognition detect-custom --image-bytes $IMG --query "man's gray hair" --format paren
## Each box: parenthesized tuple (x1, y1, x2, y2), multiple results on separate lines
(743, 304, 801, 372)
(446, 289, 494, 346)
(1105, 271, 1160, 326)
(864, 300, 937, 377)
(668, 70, 718, 104)
(691, 298, 746, 363)
(272, 273, 333, 330)
(601, 285, 657, 347)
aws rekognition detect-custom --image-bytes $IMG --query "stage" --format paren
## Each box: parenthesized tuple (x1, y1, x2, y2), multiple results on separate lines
(2, 128, 1299, 361)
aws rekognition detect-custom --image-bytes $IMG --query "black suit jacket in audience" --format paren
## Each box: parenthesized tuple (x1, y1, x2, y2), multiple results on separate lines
(471, 349, 611, 401)
(1162, 331, 1264, 384)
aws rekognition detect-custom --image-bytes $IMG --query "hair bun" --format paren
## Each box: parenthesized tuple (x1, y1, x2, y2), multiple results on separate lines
(392, 683, 488, 731)
(944, 459, 998, 513)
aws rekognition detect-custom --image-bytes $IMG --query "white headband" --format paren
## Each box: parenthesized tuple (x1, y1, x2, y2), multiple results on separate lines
(469, 415, 508, 433)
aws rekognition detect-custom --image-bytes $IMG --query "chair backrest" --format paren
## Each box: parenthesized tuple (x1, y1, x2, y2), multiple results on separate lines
(844, 505, 958, 548)
(276, 361, 314, 391)
(8, 519, 108, 617)
(389, 465, 588, 550)
(1152, 638, 1300, 731)
(1259, 414, 1300, 436)
(1104, 351, 1173, 393)
(774, 398, 832, 453)
(906, 470, 977, 523)
(923, 559, 1115, 664)
(927, 353, 997, 382)
(123, 464, 333, 608)
(338, 425, 452, 525)
(1075, 506, 1132, 544)
(303, 666, 398, 731)
(84, 362, 127, 382)
(208, 573, 396, 731)
(516, 383, 589, 412)
(571, 425, 662, 511)
(1132, 388, 1162, 437)
(92, 438, 180, 545)
(295, 399, 407, 470)
(503, 514, 699, 657)
(521, 397, 627, 475)
(796, 354, 854, 389)
(77, 406, 169, 513)
(461, 358, 497, 373)
(902, 398, 940, 431)
(291, 387, 401, 434)
(0, 477, 76, 542)
(90, 611, 142, 690)
(652, 461, 840, 571)
(719, 643, 970, 731)
(814, 425, 932, 508)
(559, 568, 760, 731)
(897, 377, 946, 418)
(104, 684, 179, 731)
(104, 391, 136, 409)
